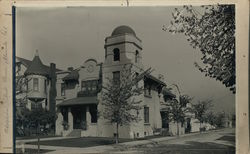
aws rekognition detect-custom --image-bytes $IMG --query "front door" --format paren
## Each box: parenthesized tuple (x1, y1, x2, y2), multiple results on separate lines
(72, 106, 86, 129)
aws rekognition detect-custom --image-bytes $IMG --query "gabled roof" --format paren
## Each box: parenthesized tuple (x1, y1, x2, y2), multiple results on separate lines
(144, 74, 166, 86)
(24, 53, 49, 77)
(162, 87, 176, 98)
(62, 69, 79, 81)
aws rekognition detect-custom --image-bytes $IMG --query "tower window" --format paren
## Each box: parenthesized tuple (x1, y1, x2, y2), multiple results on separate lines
(44, 79, 47, 94)
(33, 78, 39, 91)
(135, 50, 139, 63)
(113, 48, 120, 61)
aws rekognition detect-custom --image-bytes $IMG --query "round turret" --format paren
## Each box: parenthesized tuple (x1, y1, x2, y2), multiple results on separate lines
(25, 50, 48, 102)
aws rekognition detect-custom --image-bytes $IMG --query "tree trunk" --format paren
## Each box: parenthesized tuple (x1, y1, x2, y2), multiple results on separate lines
(37, 122, 40, 153)
(116, 122, 119, 144)
(200, 122, 202, 133)
(177, 121, 179, 136)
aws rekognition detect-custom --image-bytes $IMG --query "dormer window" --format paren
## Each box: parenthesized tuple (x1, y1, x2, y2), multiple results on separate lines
(113, 48, 120, 61)
(135, 50, 139, 63)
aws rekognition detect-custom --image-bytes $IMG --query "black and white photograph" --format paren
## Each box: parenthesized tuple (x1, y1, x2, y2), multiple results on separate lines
(14, 5, 236, 154)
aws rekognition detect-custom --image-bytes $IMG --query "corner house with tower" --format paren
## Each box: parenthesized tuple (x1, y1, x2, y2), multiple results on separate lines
(16, 25, 195, 139)
(55, 25, 171, 138)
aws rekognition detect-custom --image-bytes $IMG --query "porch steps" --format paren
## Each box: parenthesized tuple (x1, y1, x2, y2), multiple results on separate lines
(67, 129, 81, 137)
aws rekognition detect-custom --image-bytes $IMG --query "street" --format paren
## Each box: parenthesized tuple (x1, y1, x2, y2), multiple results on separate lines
(113, 128, 235, 154)
(32, 128, 235, 154)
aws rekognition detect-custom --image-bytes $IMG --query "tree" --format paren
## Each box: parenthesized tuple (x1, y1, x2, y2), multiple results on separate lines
(204, 111, 216, 127)
(101, 64, 151, 143)
(15, 64, 31, 136)
(162, 85, 192, 136)
(165, 5, 235, 93)
(214, 112, 226, 128)
(192, 100, 213, 132)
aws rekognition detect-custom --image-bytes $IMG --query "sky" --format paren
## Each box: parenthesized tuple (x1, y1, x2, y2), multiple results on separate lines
(16, 6, 235, 114)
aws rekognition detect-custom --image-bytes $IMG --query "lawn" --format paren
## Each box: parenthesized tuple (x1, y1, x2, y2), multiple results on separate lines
(27, 137, 134, 148)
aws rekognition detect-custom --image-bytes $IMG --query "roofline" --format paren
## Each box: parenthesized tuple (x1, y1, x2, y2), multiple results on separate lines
(144, 74, 166, 86)
(105, 33, 142, 42)
(16, 56, 63, 72)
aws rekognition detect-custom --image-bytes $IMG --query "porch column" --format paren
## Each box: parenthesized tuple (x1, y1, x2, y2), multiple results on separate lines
(86, 106, 91, 128)
(56, 111, 63, 136)
(68, 107, 73, 131)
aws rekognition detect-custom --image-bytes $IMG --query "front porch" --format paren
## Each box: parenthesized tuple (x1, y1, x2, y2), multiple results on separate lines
(56, 97, 98, 137)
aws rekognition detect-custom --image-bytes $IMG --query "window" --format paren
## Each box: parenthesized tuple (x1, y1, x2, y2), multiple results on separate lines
(135, 50, 139, 63)
(113, 71, 120, 84)
(31, 102, 42, 110)
(144, 107, 149, 123)
(144, 84, 152, 96)
(113, 48, 120, 61)
(81, 80, 98, 93)
(61, 83, 65, 96)
(44, 79, 47, 94)
(33, 78, 39, 91)
(81, 81, 86, 91)
(86, 81, 91, 91)
(92, 81, 97, 91)
(148, 86, 151, 95)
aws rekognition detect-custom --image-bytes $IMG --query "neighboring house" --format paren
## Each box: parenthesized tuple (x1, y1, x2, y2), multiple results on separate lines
(16, 51, 60, 111)
(160, 87, 186, 136)
(55, 26, 166, 138)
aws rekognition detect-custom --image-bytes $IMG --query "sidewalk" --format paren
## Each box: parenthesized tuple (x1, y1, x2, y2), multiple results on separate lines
(16, 136, 77, 144)
(17, 128, 233, 154)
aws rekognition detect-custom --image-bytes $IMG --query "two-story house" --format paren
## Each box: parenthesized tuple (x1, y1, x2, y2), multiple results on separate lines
(55, 26, 166, 138)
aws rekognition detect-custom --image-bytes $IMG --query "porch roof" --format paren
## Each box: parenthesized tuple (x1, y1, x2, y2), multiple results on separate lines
(57, 97, 98, 106)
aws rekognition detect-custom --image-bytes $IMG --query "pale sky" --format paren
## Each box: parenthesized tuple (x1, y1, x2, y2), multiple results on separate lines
(16, 6, 235, 114)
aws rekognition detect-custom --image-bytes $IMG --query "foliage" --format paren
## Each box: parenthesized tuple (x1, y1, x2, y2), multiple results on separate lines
(165, 5, 235, 93)
(214, 112, 226, 128)
(192, 100, 213, 125)
(26, 108, 57, 128)
(204, 111, 216, 126)
(162, 91, 192, 135)
(101, 64, 151, 143)
(16, 107, 57, 136)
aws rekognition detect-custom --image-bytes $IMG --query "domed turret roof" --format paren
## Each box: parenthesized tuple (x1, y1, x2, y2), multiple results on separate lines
(24, 51, 49, 77)
(111, 25, 136, 36)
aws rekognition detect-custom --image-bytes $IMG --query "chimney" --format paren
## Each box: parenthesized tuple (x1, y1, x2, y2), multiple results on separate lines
(49, 63, 57, 113)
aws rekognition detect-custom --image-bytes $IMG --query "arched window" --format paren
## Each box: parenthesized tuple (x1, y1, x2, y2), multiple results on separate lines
(113, 48, 120, 61)
(135, 50, 139, 63)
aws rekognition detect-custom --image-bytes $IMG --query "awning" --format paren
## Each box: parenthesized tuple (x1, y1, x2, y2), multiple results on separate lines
(57, 97, 98, 106)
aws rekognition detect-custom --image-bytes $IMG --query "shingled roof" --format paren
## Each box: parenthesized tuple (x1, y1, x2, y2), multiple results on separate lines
(24, 52, 49, 77)
(17, 53, 61, 77)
